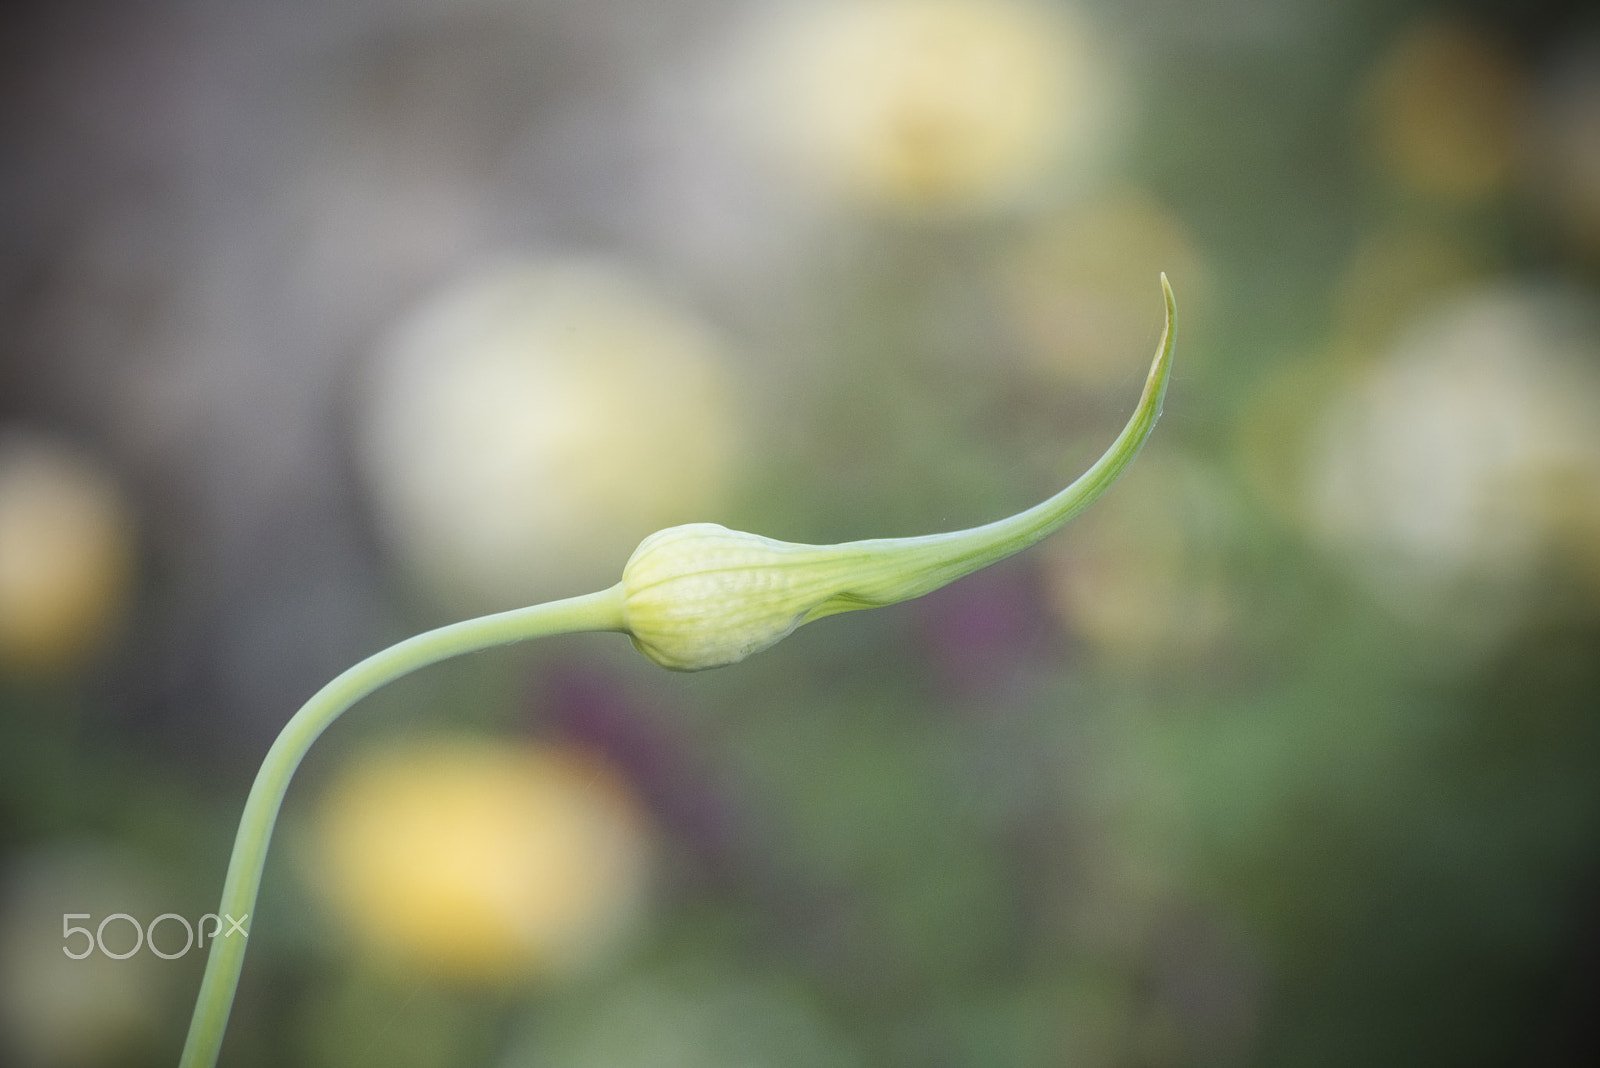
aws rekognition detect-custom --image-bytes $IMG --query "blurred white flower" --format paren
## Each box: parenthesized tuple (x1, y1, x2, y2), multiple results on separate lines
(309, 738, 651, 982)
(1235, 225, 1492, 526)
(0, 431, 134, 674)
(360, 258, 742, 611)
(1306, 285, 1600, 622)
(733, 0, 1116, 214)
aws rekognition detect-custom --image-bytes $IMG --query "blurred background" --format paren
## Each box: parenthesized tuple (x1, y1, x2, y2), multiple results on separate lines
(3, 0, 1600, 1064)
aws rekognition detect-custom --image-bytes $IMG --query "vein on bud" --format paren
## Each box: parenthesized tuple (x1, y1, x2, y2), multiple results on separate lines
(621, 275, 1177, 671)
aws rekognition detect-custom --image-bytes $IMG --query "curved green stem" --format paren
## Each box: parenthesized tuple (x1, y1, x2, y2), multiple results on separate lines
(178, 585, 626, 1068)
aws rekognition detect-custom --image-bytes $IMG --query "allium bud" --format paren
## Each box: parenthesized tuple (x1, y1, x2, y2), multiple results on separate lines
(620, 276, 1175, 671)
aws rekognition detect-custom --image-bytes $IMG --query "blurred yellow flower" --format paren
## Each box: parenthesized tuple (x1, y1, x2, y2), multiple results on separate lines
(1362, 19, 1527, 202)
(309, 738, 650, 982)
(360, 258, 741, 612)
(0, 431, 134, 674)
(742, 0, 1111, 213)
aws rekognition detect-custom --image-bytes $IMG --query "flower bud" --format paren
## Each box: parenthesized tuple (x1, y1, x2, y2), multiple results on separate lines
(620, 276, 1176, 672)
(620, 524, 859, 670)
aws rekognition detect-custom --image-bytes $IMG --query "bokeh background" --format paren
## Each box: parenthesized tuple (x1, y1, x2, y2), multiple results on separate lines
(4, 0, 1600, 1065)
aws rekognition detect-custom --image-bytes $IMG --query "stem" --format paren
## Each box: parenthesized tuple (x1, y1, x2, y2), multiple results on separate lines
(178, 585, 626, 1068)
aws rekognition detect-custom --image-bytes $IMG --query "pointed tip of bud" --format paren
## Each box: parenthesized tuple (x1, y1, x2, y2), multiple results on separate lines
(1138, 273, 1177, 424)
(1159, 273, 1176, 345)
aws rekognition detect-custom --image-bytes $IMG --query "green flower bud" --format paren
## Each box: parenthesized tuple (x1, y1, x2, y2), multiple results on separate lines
(621, 275, 1176, 671)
